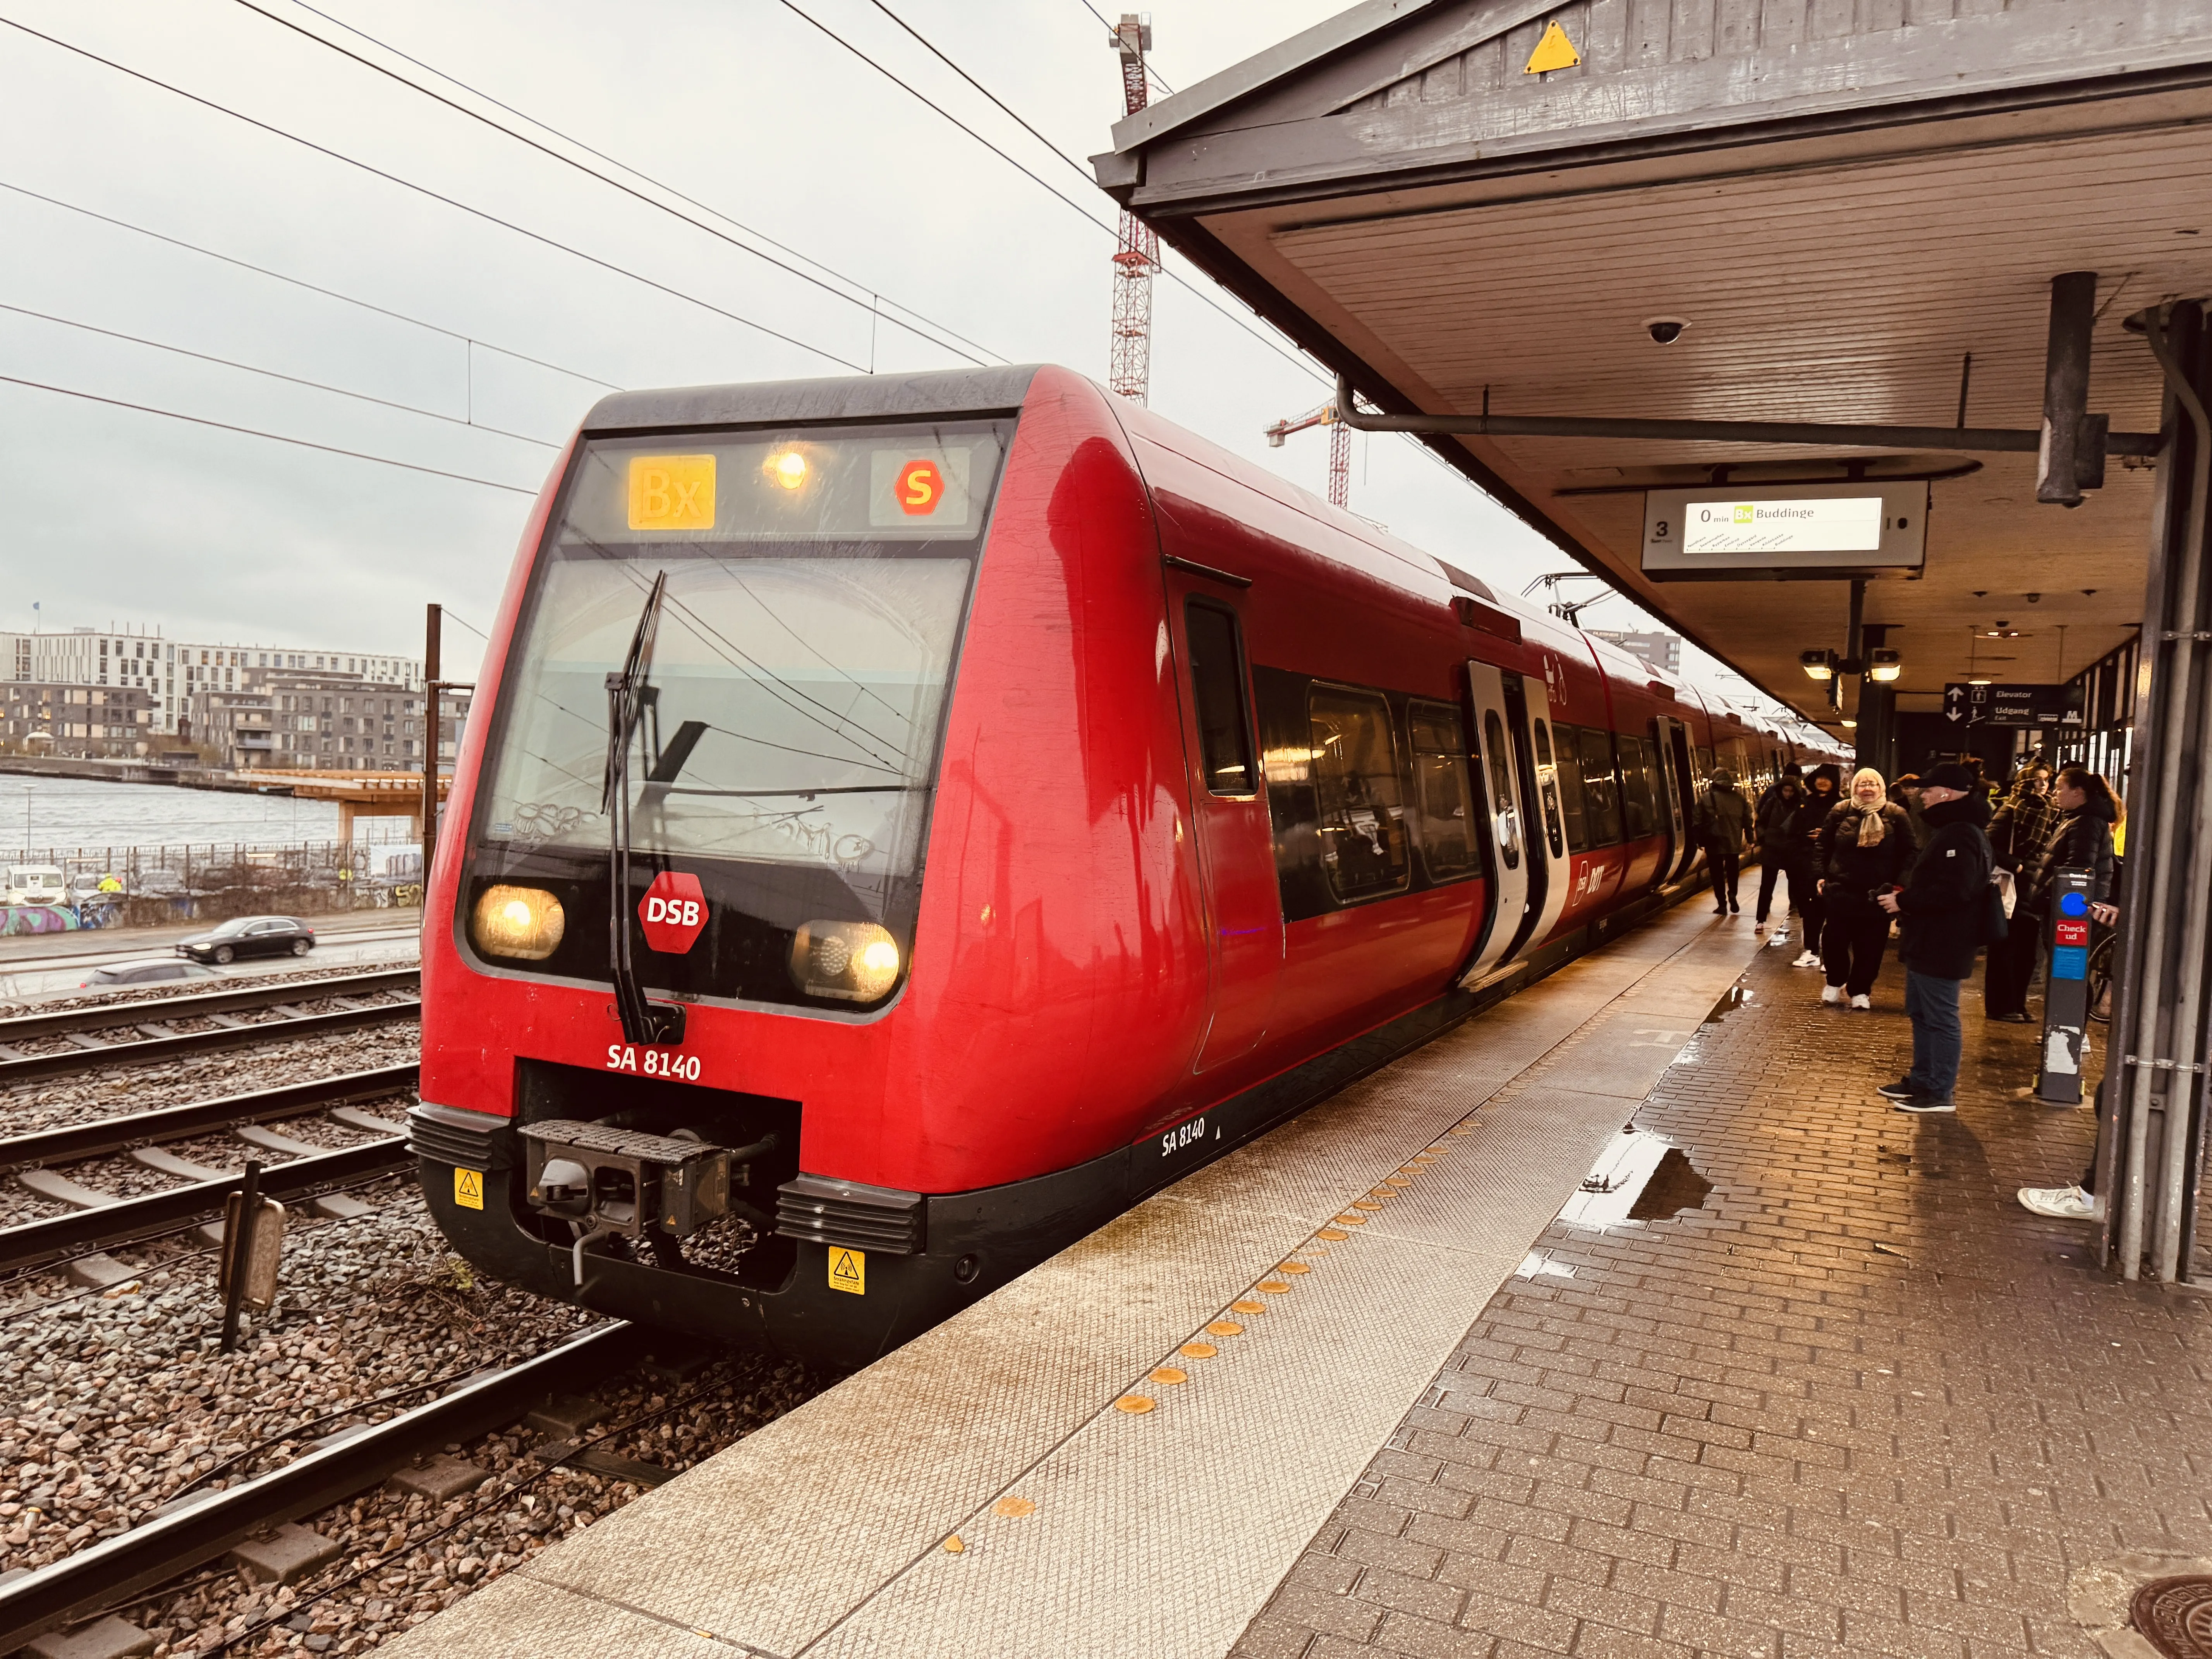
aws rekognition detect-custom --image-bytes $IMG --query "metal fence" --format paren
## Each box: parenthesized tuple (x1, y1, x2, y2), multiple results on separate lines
(0, 840, 424, 929)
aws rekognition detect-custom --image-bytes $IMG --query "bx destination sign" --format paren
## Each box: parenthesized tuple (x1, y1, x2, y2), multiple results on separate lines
(1641, 480, 1929, 579)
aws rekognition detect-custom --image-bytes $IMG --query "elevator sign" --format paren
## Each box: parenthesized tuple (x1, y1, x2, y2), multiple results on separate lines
(1641, 480, 1929, 579)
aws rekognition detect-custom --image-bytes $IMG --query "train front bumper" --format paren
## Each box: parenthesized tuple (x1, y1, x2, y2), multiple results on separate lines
(407, 1102, 1125, 1372)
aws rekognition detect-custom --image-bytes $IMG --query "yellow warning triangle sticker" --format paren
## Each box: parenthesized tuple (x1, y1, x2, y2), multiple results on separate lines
(1523, 19, 1581, 74)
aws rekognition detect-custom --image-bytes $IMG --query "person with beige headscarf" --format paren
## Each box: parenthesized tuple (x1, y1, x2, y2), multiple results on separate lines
(1815, 767, 1914, 1009)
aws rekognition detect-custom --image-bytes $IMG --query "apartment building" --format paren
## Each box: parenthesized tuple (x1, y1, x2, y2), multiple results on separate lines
(0, 681, 157, 757)
(192, 672, 472, 773)
(3, 626, 423, 740)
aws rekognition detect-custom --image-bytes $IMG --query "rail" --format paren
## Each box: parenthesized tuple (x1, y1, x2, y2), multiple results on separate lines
(0, 1065, 417, 1172)
(0, 1321, 636, 1657)
(0, 1136, 414, 1274)
(0, 967, 417, 1044)
(0, 975, 420, 1085)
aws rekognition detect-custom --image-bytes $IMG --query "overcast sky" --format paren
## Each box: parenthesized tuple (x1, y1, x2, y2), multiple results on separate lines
(0, 0, 1765, 704)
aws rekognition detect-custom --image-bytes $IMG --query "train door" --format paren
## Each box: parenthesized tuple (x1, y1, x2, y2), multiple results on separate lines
(1518, 696, 1573, 948)
(1650, 715, 1694, 884)
(1166, 586, 1281, 1072)
(1462, 662, 1532, 979)
(1662, 720, 1699, 880)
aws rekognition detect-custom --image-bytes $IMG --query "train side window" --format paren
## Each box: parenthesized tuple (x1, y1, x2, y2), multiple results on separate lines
(1184, 599, 1256, 796)
(1408, 700, 1477, 881)
(1481, 710, 1519, 871)
(1551, 722, 1590, 853)
(1619, 737, 1658, 839)
(1307, 685, 1412, 903)
(1578, 727, 1624, 847)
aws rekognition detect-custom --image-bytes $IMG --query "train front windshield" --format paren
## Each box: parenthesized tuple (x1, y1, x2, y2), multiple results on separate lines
(464, 420, 1012, 1010)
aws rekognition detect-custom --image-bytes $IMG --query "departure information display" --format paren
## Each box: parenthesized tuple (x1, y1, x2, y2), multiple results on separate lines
(1640, 480, 1928, 578)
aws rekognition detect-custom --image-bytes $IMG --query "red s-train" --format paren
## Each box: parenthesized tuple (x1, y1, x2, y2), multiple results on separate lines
(411, 366, 1836, 1368)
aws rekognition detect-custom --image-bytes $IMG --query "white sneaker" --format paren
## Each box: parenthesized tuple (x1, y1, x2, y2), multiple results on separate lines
(1850, 994, 1872, 1011)
(2017, 1185, 2097, 1219)
(1793, 950, 1821, 969)
(1820, 985, 1843, 1006)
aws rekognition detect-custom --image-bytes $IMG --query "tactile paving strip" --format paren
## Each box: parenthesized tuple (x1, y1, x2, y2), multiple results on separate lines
(385, 905, 1768, 1659)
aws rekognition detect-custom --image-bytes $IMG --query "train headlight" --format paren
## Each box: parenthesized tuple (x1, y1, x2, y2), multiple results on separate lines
(764, 449, 809, 491)
(472, 884, 567, 962)
(790, 920, 903, 1003)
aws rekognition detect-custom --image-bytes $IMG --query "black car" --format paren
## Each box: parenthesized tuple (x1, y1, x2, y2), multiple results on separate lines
(177, 916, 317, 965)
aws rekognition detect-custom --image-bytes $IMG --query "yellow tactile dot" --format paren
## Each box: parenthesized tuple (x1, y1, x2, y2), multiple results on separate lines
(1354, 1200, 1384, 1211)
(1386, 1177, 1413, 1188)
(1115, 1395, 1155, 1414)
(1231, 1298, 1266, 1314)
(1206, 1320, 1243, 1337)
(943, 1535, 965, 1554)
(1334, 1214, 1367, 1226)
(1258, 1280, 1291, 1294)
(1450, 1125, 1474, 1135)
(1316, 1227, 1350, 1241)
(1276, 1261, 1311, 1274)
(1180, 1341, 1218, 1358)
(993, 1496, 1036, 1518)
(1150, 1366, 1188, 1385)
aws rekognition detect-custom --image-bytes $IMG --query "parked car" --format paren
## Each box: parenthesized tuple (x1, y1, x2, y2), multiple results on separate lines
(3, 865, 67, 906)
(81, 958, 223, 988)
(176, 916, 317, 965)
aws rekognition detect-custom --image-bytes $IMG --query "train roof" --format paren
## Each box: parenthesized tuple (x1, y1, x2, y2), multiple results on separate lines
(581, 365, 1046, 434)
(576, 364, 1845, 761)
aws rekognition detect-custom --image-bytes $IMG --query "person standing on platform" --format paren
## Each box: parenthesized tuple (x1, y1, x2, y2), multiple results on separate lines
(1693, 767, 1751, 915)
(1984, 764, 2059, 1022)
(1874, 763, 1996, 1113)
(2024, 767, 2119, 921)
(1752, 774, 1805, 936)
(1817, 768, 1912, 1009)
(1790, 764, 1842, 968)
(1889, 773, 1929, 847)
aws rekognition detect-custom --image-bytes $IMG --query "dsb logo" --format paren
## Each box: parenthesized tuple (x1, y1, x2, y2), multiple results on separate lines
(638, 871, 708, 953)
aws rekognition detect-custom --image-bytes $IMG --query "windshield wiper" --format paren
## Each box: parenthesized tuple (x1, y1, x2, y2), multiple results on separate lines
(603, 572, 686, 1048)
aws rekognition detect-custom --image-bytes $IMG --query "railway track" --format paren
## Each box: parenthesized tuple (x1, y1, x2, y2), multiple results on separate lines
(0, 1065, 420, 1276)
(0, 1321, 643, 1657)
(0, 968, 421, 1085)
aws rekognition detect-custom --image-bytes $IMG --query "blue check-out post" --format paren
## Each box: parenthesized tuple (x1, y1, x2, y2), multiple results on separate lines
(2035, 869, 2094, 1104)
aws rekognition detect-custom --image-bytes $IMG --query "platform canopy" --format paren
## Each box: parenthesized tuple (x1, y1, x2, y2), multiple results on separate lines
(1094, 0, 2212, 738)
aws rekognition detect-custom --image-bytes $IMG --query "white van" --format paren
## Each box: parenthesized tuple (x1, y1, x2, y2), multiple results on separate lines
(4, 866, 68, 906)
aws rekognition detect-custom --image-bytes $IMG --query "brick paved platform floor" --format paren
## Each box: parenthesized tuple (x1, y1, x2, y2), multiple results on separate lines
(1237, 930, 2212, 1659)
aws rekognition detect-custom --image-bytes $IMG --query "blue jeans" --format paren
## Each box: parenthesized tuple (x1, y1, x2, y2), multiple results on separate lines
(1905, 969, 1963, 1099)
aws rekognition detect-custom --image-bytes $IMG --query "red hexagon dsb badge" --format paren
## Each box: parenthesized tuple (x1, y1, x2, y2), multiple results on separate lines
(638, 872, 707, 953)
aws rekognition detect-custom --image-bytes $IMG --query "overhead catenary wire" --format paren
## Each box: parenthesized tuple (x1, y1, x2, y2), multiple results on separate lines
(0, 14, 872, 374)
(0, 373, 538, 494)
(275, 0, 1001, 370)
(227, 0, 1001, 369)
(767, 0, 1330, 388)
(0, 299, 562, 448)
(0, 177, 621, 391)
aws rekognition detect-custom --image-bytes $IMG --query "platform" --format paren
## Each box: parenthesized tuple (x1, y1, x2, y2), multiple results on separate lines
(385, 902, 2210, 1659)
(386, 900, 1776, 1658)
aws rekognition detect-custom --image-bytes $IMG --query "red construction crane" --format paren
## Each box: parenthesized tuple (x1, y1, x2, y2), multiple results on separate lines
(1264, 402, 1351, 510)
(1108, 14, 1158, 404)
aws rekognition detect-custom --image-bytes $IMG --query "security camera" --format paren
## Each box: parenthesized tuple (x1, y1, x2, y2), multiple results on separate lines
(1643, 318, 1690, 345)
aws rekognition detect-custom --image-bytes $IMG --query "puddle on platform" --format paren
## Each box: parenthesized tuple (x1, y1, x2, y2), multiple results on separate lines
(1626, 1148, 1713, 1220)
(1703, 981, 1754, 1024)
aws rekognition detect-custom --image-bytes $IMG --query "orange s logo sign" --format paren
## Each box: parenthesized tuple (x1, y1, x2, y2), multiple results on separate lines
(895, 459, 942, 516)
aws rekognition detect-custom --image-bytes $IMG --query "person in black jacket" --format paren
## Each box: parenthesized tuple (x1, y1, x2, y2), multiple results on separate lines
(1983, 765, 2060, 1021)
(1816, 768, 1913, 1009)
(1788, 765, 1842, 968)
(1751, 775, 1805, 934)
(1875, 764, 1995, 1113)
(2025, 767, 2119, 914)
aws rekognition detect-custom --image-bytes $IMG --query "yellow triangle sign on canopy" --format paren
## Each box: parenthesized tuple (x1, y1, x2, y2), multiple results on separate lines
(1523, 19, 1581, 74)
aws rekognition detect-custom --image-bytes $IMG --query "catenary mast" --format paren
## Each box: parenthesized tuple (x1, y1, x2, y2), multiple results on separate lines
(1108, 15, 1158, 403)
